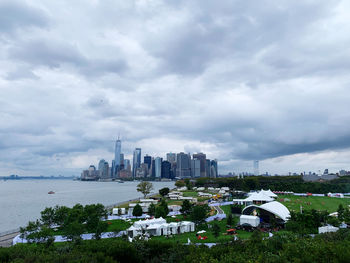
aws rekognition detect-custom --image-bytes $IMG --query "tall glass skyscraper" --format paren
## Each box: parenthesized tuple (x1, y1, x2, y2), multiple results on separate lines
(114, 138, 121, 177)
(133, 148, 141, 178)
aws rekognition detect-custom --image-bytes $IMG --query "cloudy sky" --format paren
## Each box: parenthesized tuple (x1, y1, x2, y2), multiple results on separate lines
(1, 0, 350, 176)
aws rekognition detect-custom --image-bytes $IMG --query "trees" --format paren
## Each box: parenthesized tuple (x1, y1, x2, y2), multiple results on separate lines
(40, 207, 55, 227)
(137, 181, 154, 198)
(226, 213, 233, 226)
(175, 180, 185, 188)
(159, 199, 169, 216)
(148, 203, 156, 216)
(212, 223, 220, 238)
(190, 205, 210, 225)
(155, 206, 167, 218)
(133, 204, 143, 217)
(180, 200, 192, 215)
(159, 187, 170, 197)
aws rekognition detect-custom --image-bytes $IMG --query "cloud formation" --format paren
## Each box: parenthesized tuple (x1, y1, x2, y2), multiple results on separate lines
(1, 0, 350, 176)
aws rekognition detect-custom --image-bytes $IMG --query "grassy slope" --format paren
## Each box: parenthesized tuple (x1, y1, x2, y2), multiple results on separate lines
(277, 195, 350, 213)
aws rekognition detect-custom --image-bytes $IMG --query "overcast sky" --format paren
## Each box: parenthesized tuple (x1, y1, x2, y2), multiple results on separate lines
(1, 0, 350, 176)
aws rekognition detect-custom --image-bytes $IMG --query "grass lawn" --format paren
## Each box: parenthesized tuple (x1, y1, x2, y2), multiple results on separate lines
(182, 191, 198, 197)
(277, 195, 350, 213)
(106, 220, 132, 232)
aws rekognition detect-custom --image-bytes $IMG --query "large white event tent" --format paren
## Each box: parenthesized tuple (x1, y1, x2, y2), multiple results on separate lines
(242, 201, 291, 222)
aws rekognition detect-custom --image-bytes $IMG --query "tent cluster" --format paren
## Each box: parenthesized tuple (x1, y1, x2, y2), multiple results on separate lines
(127, 217, 195, 239)
(230, 189, 278, 206)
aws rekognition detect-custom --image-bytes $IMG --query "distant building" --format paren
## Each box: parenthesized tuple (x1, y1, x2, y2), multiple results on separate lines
(133, 148, 141, 178)
(144, 155, 152, 170)
(114, 139, 121, 177)
(166, 153, 176, 164)
(193, 153, 206, 177)
(100, 161, 110, 179)
(119, 169, 132, 179)
(205, 159, 211, 178)
(81, 165, 99, 180)
(210, 159, 218, 178)
(161, 160, 171, 179)
(176, 152, 191, 178)
(155, 157, 162, 178)
(191, 159, 200, 178)
(124, 159, 131, 171)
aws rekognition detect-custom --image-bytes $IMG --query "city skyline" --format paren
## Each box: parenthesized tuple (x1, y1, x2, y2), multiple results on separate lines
(1, 1, 350, 176)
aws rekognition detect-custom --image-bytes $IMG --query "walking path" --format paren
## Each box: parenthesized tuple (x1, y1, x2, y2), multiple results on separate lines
(0, 232, 20, 247)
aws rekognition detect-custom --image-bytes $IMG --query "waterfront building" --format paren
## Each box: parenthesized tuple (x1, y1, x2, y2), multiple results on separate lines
(133, 148, 141, 178)
(144, 155, 152, 170)
(191, 159, 201, 178)
(193, 153, 206, 177)
(166, 153, 176, 164)
(205, 159, 211, 178)
(98, 159, 105, 178)
(100, 161, 110, 179)
(161, 160, 171, 179)
(155, 157, 162, 178)
(140, 163, 149, 177)
(114, 139, 121, 177)
(111, 160, 116, 178)
(176, 152, 191, 178)
(124, 159, 131, 171)
(211, 159, 218, 178)
(119, 169, 132, 179)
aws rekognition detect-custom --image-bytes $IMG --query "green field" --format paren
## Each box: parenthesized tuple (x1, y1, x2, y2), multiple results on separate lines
(277, 194, 350, 213)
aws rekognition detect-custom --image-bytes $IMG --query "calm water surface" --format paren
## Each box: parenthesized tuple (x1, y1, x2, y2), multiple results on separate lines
(0, 180, 174, 233)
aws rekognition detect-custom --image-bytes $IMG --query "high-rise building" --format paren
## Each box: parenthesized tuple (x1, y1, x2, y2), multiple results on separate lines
(210, 159, 218, 178)
(111, 160, 116, 178)
(161, 161, 171, 179)
(144, 155, 152, 170)
(176, 152, 191, 178)
(166, 153, 176, 164)
(193, 153, 206, 177)
(133, 148, 141, 178)
(98, 159, 105, 178)
(155, 157, 162, 178)
(205, 159, 211, 178)
(124, 159, 131, 171)
(114, 139, 121, 177)
(191, 159, 200, 178)
(101, 161, 110, 179)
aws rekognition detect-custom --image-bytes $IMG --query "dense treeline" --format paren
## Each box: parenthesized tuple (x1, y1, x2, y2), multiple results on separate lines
(1, 230, 350, 262)
(194, 176, 350, 193)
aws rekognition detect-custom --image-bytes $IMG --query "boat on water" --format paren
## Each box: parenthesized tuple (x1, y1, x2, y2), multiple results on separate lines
(48, 191, 55, 194)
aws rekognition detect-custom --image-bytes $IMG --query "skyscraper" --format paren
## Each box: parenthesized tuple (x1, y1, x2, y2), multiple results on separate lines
(193, 153, 206, 177)
(144, 155, 152, 170)
(191, 159, 200, 178)
(114, 138, 121, 177)
(155, 157, 162, 178)
(133, 148, 141, 178)
(161, 160, 171, 179)
(210, 159, 218, 178)
(176, 152, 191, 178)
(166, 153, 176, 163)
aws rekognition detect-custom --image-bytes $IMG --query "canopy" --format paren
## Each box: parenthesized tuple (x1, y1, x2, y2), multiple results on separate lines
(245, 191, 274, 202)
(242, 201, 290, 222)
(260, 189, 278, 198)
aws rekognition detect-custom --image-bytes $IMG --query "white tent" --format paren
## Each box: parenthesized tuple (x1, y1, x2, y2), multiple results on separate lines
(239, 215, 260, 227)
(260, 189, 278, 198)
(242, 201, 291, 222)
(245, 192, 274, 202)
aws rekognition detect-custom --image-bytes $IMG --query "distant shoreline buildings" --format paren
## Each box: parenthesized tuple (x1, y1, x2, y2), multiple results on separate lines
(80, 138, 218, 181)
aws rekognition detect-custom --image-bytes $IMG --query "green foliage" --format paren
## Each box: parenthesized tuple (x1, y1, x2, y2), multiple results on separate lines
(137, 181, 154, 198)
(180, 200, 192, 215)
(155, 206, 167, 218)
(40, 207, 55, 227)
(226, 213, 233, 226)
(148, 203, 156, 216)
(175, 180, 185, 188)
(286, 209, 330, 234)
(212, 223, 220, 238)
(159, 187, 170, 197)
(184, 178, 193, 190)
(133, 204, 143, 217)
(5, 230, 350, 262)
(159, 199, 169, 215)
(190, 205, 210, 225)
(194, 175, 350, 193)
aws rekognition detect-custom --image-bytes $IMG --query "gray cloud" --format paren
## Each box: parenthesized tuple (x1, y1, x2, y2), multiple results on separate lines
(1, 0, 350, 176)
